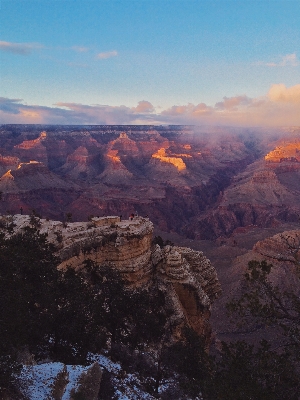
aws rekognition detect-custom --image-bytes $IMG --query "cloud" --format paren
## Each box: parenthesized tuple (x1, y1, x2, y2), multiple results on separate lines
(268, 83, 300, 104)
(160, 85, 300, 126)
(1, 84, 300, 126)
(0, 97, 23, 113)
(0, 99, 157, 125)
(131, 101, 154, 113)
(161, 103, 212, 118)
(215, 95, 252, 110)
(0, 41, 43, 55)
(256, 53, 299, 67)
(96, 50, 118, 59)
(71, 46, 89, 53)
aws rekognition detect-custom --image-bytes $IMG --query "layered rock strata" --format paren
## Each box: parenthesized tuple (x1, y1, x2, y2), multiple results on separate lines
(233, 229, 300, 288)
(0, 124, 262, 234)
(8, 214, 221, 340)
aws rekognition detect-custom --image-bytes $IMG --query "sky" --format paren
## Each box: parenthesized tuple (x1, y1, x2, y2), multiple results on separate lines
(0, 0, 300, 126)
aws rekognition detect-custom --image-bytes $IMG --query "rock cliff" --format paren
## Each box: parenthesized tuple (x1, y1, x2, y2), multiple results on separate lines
(185, 140, 300, 240)
(233, 229, 300, 288)
(10, 214, 221, 341)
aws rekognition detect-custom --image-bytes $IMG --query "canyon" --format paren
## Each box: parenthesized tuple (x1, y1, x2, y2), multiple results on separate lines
(1, 124, 300, 341)
(2, 124, 299, 235)
(1, 124, 300, 398)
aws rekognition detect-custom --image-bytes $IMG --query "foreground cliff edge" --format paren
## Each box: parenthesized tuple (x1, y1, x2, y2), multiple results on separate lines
(8, 213, 221, 342)
(1, 213, 221, 399)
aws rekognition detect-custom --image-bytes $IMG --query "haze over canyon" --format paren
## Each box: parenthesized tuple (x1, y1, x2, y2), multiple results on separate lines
(0, 124, 300, 239)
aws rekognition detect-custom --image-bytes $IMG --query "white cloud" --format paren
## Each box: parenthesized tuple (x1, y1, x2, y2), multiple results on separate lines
(0, 41, 43, 55)
(268, 83, 300, 104)
(215, 95, 252, 110)
(255, 53, 299, 67)
(96, 50, 118, 59)
(131, 101, 154, 113)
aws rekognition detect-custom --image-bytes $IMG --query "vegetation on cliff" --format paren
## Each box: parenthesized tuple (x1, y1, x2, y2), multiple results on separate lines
(1, 223, 299, 399)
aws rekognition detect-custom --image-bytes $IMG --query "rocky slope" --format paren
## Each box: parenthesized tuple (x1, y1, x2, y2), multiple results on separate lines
(209, 227, 300, 340)
(233, 229, 300, 288)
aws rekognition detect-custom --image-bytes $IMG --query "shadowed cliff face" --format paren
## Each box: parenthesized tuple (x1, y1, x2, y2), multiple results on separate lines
(0, 124, 299, 239)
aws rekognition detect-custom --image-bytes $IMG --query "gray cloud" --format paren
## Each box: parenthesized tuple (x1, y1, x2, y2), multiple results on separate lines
(0, 97, 24, 114)
(0, 98, 156, 125)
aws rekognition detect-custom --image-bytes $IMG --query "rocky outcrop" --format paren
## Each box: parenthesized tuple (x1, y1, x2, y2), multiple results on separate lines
(0, 154, 20, 175)
(10, 214, 221, 341)
(152, 244, 221, 340)
(0, 161, 75, 192)
(231, 229, 300, 290)
(265, 141, 300, 163)
(13, 131, 48, 164)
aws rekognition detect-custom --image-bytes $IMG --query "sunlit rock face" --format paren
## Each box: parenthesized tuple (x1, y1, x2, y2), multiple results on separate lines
(13, 131, 48, 164)
(0, 154, 20, 175)
(152, 148, 187, 171)
(10, 214, 221, 341)
(0, 125, 258, 228)
(265, 141, 300, 163)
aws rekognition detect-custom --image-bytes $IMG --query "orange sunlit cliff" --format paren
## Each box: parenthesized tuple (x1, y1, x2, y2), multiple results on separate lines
(152, 148, 187, 171)
(265, 142, 300, 162)
(14, 131, 47, 149)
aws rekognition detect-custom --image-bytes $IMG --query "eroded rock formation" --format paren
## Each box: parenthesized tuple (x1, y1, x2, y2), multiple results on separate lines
(185, 146, 300, 240)
(10, 214, 221, 340)
(233, 229, 300, 288)
(0, 124, 261, 233)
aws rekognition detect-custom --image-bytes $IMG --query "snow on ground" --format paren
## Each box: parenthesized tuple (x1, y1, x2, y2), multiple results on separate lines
(17, 355, 202, 399)
(88, 353, 121, 374)
(62, 364, 92, 400)
(89, 353, 158, 399)
(19, 362, 66, 400)
(19, 362, 96, 400)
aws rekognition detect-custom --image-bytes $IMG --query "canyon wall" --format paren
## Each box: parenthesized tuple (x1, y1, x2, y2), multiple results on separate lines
(1, 125, 300, 240)
(9, 214, 221, 341)
(0, 125, 261, 236)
